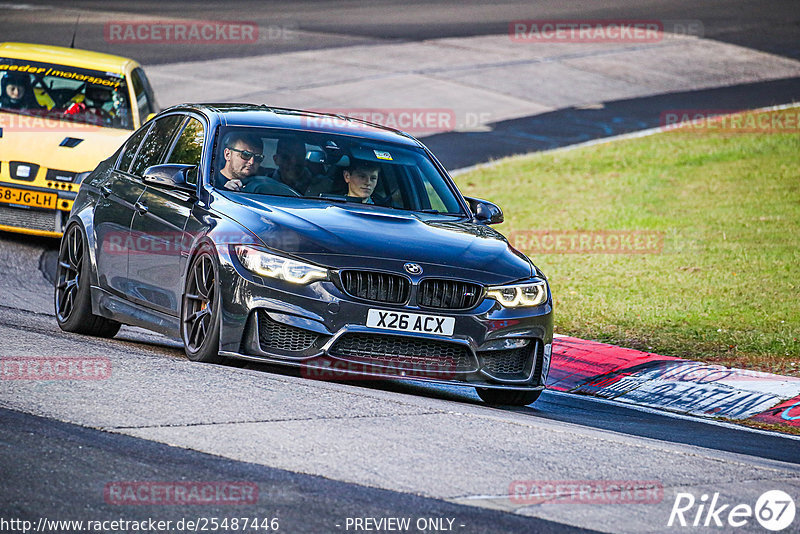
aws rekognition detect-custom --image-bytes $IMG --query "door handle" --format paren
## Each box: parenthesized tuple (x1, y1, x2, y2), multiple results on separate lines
(134, 201, 149, 215)
(100, 185, 112, 197)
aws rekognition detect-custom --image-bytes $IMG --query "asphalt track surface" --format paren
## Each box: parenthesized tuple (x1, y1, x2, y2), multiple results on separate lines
(2, 1, 800, 532)
(1, 211, 799, 532)
(3, 0, 799, 63)
(0, 408, 587, 534)
(425, 77, 800, 169)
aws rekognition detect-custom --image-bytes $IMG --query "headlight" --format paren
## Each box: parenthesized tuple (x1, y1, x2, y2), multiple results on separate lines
(486, 281, 548, 307)
(235, 245, 327, 284)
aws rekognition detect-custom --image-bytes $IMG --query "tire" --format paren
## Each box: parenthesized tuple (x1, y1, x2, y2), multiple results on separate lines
(54, 224, 121, 337)
(476, 387, 542, 406)
(181, 246, 224, 363)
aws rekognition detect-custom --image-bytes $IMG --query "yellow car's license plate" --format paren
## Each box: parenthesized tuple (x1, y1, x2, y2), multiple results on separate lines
(0, 186, 57, 209)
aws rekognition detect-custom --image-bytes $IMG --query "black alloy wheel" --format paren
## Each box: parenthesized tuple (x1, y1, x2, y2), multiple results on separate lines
(181, 247, 223, 363)
(54, 224, 120, 337)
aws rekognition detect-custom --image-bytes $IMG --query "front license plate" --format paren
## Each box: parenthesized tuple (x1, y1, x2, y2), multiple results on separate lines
(366, 309, 455, 336)
(0, 186, 57, 209)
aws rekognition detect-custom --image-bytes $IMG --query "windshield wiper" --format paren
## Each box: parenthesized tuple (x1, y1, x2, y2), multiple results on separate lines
(302, 194, 350, 203)
(414, 209, 462, 216)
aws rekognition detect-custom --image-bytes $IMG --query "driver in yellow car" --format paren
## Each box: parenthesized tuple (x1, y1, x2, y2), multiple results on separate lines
(0, 72, 43, 110)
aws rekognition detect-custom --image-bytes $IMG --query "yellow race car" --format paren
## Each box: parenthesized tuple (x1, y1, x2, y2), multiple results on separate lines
(0, 42, 159, 237)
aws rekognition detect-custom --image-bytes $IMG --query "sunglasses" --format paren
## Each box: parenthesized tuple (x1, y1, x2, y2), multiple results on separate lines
(228, 147, 265, 163)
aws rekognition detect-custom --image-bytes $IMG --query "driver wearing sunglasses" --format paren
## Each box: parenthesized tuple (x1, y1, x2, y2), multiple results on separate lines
(218, 133, 266, 191)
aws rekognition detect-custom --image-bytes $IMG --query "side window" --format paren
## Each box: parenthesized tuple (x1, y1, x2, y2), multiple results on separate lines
(129, 115, 184, 176)
(116, 124, 151, 172)
(165, 117, 205, 185)
(130, 67, 157, 123)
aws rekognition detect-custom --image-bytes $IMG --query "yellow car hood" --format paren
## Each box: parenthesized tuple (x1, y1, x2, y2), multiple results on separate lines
(0, 111, 129, 173)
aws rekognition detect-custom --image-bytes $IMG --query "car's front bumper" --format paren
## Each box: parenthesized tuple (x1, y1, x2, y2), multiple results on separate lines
(216, 245, 553, 389)
(0, 181, 77, 236)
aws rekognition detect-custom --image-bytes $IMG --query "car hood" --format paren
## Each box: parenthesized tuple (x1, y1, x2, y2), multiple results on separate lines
(218, 194, 533, 284)
(0, 111, 131, 172)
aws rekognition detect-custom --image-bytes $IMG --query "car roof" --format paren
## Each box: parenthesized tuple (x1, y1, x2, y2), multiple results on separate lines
(168, 103, 424, 147)
(0, 42, 137, 73)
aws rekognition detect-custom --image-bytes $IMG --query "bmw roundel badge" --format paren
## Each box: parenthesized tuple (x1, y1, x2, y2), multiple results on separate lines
(403, 263, 423, 275)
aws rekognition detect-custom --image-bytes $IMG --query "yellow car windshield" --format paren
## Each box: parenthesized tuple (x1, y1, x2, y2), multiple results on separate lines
(0, 58, 134, 130)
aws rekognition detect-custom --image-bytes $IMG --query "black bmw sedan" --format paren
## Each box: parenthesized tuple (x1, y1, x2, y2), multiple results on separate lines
(54, 104, 553, 406)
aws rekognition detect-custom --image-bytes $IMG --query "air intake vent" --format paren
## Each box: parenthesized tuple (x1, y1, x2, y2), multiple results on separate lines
(59, 137, 83, 148)
(329, 333, 477, 373)
(46, 169, 76, 182)
(479, 340, 543, 384)
(418, 279, 483, 310)
(257, 311, 319, 353)
(340, 270, 410, 304)
(0, 205, 58, 232)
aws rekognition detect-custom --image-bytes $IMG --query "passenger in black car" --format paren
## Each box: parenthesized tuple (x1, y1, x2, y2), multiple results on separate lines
(267, 136, 336, 196)
(268, 137, 314, 192)
(342, 161, 380, 203)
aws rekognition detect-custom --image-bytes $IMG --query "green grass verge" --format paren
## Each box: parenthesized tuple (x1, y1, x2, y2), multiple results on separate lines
(454, 107, 800, 375)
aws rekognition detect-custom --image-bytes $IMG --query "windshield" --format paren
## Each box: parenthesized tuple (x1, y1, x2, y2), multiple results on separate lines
(213, 127, 465, 215)
(0, 58, 134, 130)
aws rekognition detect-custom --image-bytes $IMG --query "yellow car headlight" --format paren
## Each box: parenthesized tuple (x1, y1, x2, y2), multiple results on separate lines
(235, 245, 328, 284)
(486, 281, 548, 308)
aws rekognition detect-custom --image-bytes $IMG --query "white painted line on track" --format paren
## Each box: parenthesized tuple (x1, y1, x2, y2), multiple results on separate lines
(0, 3, 49, 9)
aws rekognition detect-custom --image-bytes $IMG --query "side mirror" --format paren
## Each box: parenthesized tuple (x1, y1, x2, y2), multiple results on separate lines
(142, 164, 197, 195)
(465, 196, 504, 224)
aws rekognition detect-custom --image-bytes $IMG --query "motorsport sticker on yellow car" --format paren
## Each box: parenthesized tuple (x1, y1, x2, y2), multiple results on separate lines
(0, 186, 57, 209)
(366, 309, 455, 336)
(0, 60, 125, 89)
